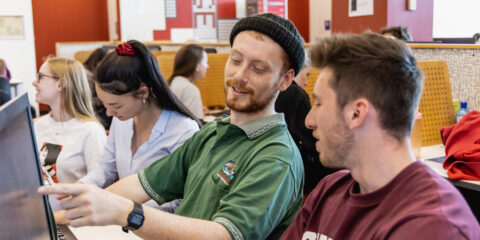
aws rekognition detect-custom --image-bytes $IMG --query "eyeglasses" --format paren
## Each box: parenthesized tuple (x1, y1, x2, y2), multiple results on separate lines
(36, 72, 59, 82)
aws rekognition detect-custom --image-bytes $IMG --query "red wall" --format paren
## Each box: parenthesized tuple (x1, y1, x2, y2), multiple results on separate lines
(332, 0, 387, 34)
(153, 0, 193, 40)
(218, 0, 236, 18)
(32, 0, 109, 70)
(387, 0, 433, 41)
(288, 0, 309, 41)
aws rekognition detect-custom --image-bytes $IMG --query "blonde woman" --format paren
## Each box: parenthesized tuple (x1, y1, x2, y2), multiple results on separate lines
(32, 57, 107, 183)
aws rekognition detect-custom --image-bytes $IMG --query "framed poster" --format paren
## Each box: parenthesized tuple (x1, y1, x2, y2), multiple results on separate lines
(0, 16, 25, 39)
(349, 0, 374, 17)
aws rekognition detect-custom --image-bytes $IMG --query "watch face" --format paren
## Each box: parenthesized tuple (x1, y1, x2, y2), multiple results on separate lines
(130, 213, 144, 226)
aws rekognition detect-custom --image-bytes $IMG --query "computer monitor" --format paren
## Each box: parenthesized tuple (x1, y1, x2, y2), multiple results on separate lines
(0, 93, 56, 239)
(433, 37, 476, 44)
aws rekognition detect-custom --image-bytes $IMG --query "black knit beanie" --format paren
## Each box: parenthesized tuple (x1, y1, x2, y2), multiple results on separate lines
(230, 13, 305, 76)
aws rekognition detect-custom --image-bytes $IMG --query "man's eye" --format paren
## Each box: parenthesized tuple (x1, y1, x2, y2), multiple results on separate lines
(252, 66, 266, 74)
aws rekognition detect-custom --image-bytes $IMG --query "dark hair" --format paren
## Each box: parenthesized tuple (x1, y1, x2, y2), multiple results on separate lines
(380, 26, 413, 42)
(95, 40, 201, 126)
(167, 44, 205, 84)
(84, 48, 108, 73)
(309, 33, 423, 141)
(474, 33, 480, 42)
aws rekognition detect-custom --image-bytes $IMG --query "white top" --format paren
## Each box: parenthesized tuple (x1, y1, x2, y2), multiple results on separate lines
(34, 114, 107, 183)
(80, 110, 199, 188)
(170, 76, 204, 119)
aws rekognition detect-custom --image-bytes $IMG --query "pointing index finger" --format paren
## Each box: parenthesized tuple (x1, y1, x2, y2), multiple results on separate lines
(38, 184, 86, 196)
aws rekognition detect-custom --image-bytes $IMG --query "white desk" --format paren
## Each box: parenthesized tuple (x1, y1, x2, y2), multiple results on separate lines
(66, 225, 141, 240)
(420, 144, 480, 191)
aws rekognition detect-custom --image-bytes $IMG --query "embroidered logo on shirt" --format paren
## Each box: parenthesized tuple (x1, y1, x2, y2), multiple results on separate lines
(217, 160, 237, 185)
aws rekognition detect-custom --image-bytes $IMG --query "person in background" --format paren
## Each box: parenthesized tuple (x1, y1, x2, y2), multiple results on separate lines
(291, 55, 310, 88)
(473, 33, 480, 44)
(0, 58, 12, 81)
(83, 47, 112, 130)
(39, 13, 305, 239)
(32, 57, 107, 183)
(275, 54, 336, 195)
(280, 33, 480, 239)
(168, 44, 209, 119)
(79, 40, 200, 189)
(0, 59, 11, 105)
(380, 26, 413, 42)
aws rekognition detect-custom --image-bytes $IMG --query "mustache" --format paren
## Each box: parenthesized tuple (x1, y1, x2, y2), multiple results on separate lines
(226, 79, 254, 94)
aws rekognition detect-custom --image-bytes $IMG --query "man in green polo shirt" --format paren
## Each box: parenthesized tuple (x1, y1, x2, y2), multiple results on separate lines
(39, 13, 304, 240)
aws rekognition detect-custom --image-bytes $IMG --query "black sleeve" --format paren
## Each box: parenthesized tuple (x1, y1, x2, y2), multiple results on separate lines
(275, 84, 337, 193)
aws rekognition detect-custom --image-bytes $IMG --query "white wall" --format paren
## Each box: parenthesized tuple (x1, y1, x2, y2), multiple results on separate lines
(433, 0, 480, 38)
(107, 0, 119, 41)
(119, 0, 166, 41)
(0, 0, 37, 108)
(309, 0, 331, 43)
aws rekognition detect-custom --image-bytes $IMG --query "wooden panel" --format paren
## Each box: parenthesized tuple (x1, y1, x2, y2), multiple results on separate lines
(155, 52, 177, 80)
(417, 61, 455, 146)
(195, 53, 229, 108)
(304, 67, 321, 105)
(156, 53, 229, 108)
(73, 50, 94, 63)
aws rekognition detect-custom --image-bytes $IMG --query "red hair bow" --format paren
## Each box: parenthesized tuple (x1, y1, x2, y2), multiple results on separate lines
(116, 42, 135, 56)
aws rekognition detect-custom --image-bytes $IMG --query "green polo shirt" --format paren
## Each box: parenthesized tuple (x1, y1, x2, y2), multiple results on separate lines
(139, 113, 304, 240)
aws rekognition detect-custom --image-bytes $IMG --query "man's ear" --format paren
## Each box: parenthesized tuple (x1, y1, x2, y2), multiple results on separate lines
(344, 98, 370, 130)
(136, 85, 150, 100)
(278, 69, 295, 92)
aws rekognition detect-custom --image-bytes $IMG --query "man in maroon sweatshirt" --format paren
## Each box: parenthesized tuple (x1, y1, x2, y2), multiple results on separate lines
(281, 33, 480, 240)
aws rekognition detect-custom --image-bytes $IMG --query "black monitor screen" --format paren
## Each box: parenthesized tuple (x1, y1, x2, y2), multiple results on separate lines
(433, 37, 476, 44)
(0, 94, 55, 239)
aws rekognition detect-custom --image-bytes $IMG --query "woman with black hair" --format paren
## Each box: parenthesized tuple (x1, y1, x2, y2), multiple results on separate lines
(168, 44, 209, 119)
(79, 40, 200, 189)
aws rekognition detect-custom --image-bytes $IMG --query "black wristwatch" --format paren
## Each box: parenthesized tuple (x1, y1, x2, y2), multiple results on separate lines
(122, 201, 145, 233)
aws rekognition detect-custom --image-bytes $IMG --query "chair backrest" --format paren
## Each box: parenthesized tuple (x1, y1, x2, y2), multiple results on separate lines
(73, 50, 94, 63)
(156, 53, 229, 108)
(304, 67, 321, 105)
(155, 52, 177, 80)
(195, 53, 229, 108)
(417, 61, 455, 146)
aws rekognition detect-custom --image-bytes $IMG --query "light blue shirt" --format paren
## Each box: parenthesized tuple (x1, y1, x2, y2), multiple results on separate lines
(80, 110, 199, 188)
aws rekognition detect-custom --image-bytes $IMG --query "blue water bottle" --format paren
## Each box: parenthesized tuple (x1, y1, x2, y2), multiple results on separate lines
(456, 101, 468, 123)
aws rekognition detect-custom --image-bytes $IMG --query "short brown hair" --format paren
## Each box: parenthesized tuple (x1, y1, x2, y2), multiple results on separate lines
(380, 26, 413, 42)
(309, 33, 423, 140)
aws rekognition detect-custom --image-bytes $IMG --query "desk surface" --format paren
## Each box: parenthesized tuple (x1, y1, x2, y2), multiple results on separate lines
(67, 225, 141, 240)
(420, 144, 480, 191)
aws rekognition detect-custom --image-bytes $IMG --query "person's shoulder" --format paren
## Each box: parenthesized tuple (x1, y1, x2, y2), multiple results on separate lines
(307, 170, 351, 199)
(167, 110, 199, 129)
(76, 119, 107, 133)
(33, 114, 50, 125)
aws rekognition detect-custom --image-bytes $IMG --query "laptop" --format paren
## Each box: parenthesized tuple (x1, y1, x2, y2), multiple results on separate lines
(0, 93, 143, 240)
(0, 93, 79, 239)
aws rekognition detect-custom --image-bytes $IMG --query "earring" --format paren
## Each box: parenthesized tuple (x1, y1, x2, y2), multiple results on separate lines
(142, 99, 146, 104)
